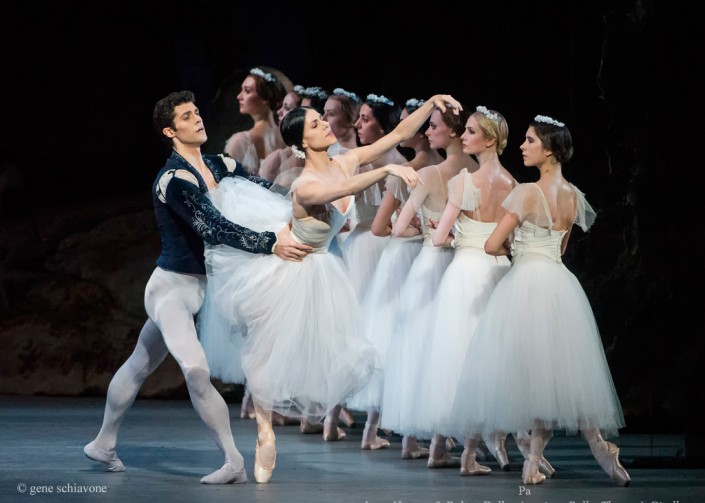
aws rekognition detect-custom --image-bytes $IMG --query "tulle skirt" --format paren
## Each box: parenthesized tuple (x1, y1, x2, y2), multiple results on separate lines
(414, 248, 511, 436)
(451, 253, 626, 439)
(380, 245, 454, 435)
(340, 226, 390, 301)
(200, 177, 377, 421)
(346, 236, 423, 412)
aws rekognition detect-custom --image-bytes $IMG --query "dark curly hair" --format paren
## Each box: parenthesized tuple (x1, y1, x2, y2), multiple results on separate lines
(152, 90, 195, 147)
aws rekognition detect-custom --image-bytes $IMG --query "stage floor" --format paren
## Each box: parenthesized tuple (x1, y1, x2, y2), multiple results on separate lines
(1, 395, 702, 503)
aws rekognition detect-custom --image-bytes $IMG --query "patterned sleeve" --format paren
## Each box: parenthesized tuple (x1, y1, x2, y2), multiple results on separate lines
(447, 168, 480, 211)
(571, 184, 597, 231)
(162, 172, 276, 254)
(219, 154, 272, 189)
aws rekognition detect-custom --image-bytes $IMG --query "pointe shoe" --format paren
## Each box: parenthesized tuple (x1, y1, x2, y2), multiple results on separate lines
(515, 434, 555, 478)
(401, 447, 429, 459)
(445, 437, 457, 452)
(360, 423, 390, 450)
(485, 434, 510, 471)
(200, 463, 248, 484)
(83, 441, 125, 472)
(271, 412, 287, 427)
(361, 436, 391, 450)
(339, 407, 357, 428)
(522, 456, 546, 485)
(592, 441, 631, 487)
(240, 389, 256, 419)
(427, 453, 461, 468)
(459, 448, 491, 476)
(254, 428, 276, 484)
(300, 419, 324, 434)
(475, 441, 490, 461)
(323, 425, 347, 442)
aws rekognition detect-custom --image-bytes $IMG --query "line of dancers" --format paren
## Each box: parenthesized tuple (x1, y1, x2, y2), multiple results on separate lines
(84, 67, 630, 489)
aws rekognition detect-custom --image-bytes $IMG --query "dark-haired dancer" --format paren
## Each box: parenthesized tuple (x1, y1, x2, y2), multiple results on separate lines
(451, 115, 631, 486)
(83, 90, 310, 484)
(201, 94, 462, 483)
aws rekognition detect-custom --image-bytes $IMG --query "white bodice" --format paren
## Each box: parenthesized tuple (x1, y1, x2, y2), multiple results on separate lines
(292, 197, 355, 253)
(511, 221, 567, 263)
(452, 214, 499, 249)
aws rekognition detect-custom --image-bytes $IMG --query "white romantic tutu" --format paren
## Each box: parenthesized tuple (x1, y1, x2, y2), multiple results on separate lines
(346, 235, 423, 412)
(340, 226, 390, 301)
(200, 177, 377, 421)
(451, 253, 626, 438)
(414, 247, 510, 436)
(379, 244, 454, 435)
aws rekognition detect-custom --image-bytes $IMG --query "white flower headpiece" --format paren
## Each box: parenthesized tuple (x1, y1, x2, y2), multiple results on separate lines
(366, 94, 394, 106)
(290, 145, 306, 159)
(250, 67, 276, 83)
(293, 85, 305, 94)
(476, 105, 499, 122)
(302, 86, 328, 99)
(405, 98, 425, 109)
(333, 87, 360, 103)
(534, 114, 565, 127)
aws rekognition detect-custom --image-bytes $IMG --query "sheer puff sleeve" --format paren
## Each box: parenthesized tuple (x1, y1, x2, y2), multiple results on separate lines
(447, 168, 480, 212)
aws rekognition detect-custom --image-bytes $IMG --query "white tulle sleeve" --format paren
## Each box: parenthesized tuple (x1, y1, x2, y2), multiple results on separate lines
(501, 183, 552, 229)
(384, 176, 410, 205)
(571, 184, 597, 231)
(447, 168, 480, 212)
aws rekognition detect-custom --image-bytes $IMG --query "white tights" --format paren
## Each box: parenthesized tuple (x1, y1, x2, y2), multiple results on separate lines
(90, 267, 243, 469)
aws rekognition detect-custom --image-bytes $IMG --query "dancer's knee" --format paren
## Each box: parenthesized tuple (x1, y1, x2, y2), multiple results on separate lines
(184, 364, 212, 397)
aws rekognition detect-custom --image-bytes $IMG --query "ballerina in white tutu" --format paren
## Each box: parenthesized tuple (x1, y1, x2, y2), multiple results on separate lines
(452, 115, 631, 486)
(201, 94, 462, 484)
(418, 106, 517, 474)
(380, 104, 476, 464)
(345, 98, 443, 451)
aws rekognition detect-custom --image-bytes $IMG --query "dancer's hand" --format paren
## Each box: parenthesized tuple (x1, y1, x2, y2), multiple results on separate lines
(428, 94, 462, 115)
(385, 164, 422, 189)
(274, 226, 313, 261)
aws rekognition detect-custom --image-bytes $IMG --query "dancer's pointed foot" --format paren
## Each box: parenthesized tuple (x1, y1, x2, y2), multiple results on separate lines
(427, 453, 461, 468)
(459, 448, 491, 476)
(339, 407, 357, 428)
(485, 434, 510, 471)
(361, 436, 390, 450)
(200, 463, 247, 484)
(592, 441, 631, 487)
(515, 433, 555, 478)
(401, 447, 429, 459)
(83, 441, 125, 472)
(254, 428, 276, 484)
(322, 425, 347, 442)
(445, 436, 457, 452)
(522, 456, 546, 485)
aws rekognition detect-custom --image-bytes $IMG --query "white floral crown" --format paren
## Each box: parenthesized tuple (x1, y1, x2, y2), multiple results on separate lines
(534, 114, 565, 127)
(293, 85, 305, 94)
(405, 98, 425, 109)
(333, 87, 360, 103)
(476, 105, 499, 122)
(250, 68, 276, 83)
(302, 86, 328, 99)
(366, 94, 394, 106)
(290, 145, 306, 159)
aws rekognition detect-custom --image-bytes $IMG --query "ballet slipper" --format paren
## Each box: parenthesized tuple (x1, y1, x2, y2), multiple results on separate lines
(485, 432, 510, 471)
(522, 455, 546, 485)
(401, 447, 429, 459)
(254, 426, 276, 484)
(515, 431, 555, 478)
(200, 462, 247, 484)
(300, 418, 324, 434)
(339, 407, 357, 428)
(322, 425, 347, 442)
(83, 441, 125, 472)
(590, 440, 631, 487)
(360, 423, 390, 450)
(459, 448, 491, 476)
(427, 453, 461, 468)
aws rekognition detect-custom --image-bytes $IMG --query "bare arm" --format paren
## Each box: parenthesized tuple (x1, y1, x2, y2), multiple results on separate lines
(296, 164, 420, 207)
(432, 200, 461, 247)
(350, 94, 461, 169)
(484, 211, 520, 256)
(371, 189, 400, 237)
